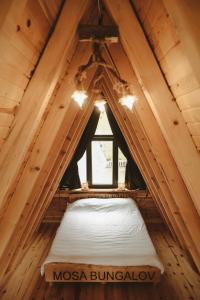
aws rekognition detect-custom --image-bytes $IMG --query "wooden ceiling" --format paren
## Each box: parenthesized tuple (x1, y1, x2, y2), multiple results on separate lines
(0, 0, 200, 285)
(134, 0, 200, 150)
(0, 0, 65, 147)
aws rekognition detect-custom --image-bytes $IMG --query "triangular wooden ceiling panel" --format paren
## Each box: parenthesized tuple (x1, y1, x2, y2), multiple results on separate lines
(0, 0, 200, 285)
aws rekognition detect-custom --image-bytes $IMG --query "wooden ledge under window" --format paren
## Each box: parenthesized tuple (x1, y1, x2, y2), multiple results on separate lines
(55, 188, 148, 199)
(43, 189, 163, 224)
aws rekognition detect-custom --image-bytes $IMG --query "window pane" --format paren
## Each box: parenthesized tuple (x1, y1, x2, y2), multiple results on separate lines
(95, 111, 113, 135)
(78, 152, 86, 184)
(118, 148, 127, 184)
(92, 141, 113, 184)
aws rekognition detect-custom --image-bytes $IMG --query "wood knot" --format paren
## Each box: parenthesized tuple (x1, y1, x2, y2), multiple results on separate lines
(173, 120, 179, 125)
(167, 263, 171, 266)
(59, 105, 64, 109)
(26, 19, 31, 27)
(35, 166, 40, 171)
(16, 25, 20, 32)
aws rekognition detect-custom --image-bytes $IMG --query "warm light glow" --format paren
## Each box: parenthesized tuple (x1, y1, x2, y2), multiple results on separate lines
(95, 100, 106, 112)
(71, 90, 88, 108)
(119, 95, 136, 110)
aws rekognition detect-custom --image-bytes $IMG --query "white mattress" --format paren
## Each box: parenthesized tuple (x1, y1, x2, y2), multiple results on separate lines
(41, 198, 164, 274)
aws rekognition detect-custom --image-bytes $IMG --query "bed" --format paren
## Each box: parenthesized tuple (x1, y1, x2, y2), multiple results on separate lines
(42, 196, 164, 283)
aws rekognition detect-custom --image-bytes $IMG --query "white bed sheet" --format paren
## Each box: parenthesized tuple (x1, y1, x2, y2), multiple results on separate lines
(41, 198, 164, 274)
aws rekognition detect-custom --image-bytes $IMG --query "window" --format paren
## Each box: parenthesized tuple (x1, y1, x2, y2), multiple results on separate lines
(78, 111, 127, 188)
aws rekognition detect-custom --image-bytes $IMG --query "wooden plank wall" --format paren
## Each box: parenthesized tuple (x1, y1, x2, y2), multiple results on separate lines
(0, 0, 64, 147)
(133, 0, 200, 151)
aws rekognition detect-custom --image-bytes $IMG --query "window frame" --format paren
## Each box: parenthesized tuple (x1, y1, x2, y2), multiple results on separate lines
(86, 134, 119, 189)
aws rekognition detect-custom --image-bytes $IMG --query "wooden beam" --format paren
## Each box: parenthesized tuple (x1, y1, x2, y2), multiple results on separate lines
(78, 25, 119, 43)
(0, 0, 92, 212)
(0, 43, 94, 283)
(101, 77, 183, 243)
(24, 93, 95, 248)
(19, 75, 99, 248)
(14, 73, 100, 256)
(4, 94, 95, 282)
(103, 0, 200, 216)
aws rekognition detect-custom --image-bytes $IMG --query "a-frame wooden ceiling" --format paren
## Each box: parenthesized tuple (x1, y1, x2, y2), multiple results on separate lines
(0, 0, 200, 284)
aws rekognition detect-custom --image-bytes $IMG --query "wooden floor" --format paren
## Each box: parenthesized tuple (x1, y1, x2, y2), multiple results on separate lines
(0, 224, 200, 300)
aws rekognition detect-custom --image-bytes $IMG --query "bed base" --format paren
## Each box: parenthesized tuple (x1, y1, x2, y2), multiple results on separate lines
(44, 263, 161, 283)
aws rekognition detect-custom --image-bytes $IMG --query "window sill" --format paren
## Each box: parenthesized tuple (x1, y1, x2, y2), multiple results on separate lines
(55, 188, 148, 198)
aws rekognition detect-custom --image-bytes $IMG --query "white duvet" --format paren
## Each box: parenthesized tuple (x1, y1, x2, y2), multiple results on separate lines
(41, 198, 164, 274)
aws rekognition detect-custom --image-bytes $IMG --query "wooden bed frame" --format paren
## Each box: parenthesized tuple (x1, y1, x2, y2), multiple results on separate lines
(44, 263, 161, 283)
(44, 190, 162, 283)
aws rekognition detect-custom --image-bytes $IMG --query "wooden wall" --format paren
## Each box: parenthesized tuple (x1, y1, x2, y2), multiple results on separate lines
(133, 0, 200, 151)
(0, 0, 200, 286)
(0, 0, 64, 147)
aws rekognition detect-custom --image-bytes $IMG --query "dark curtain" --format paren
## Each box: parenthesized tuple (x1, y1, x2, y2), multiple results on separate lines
(60, 107, 100, 189)
(105, 104, 146, 190)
